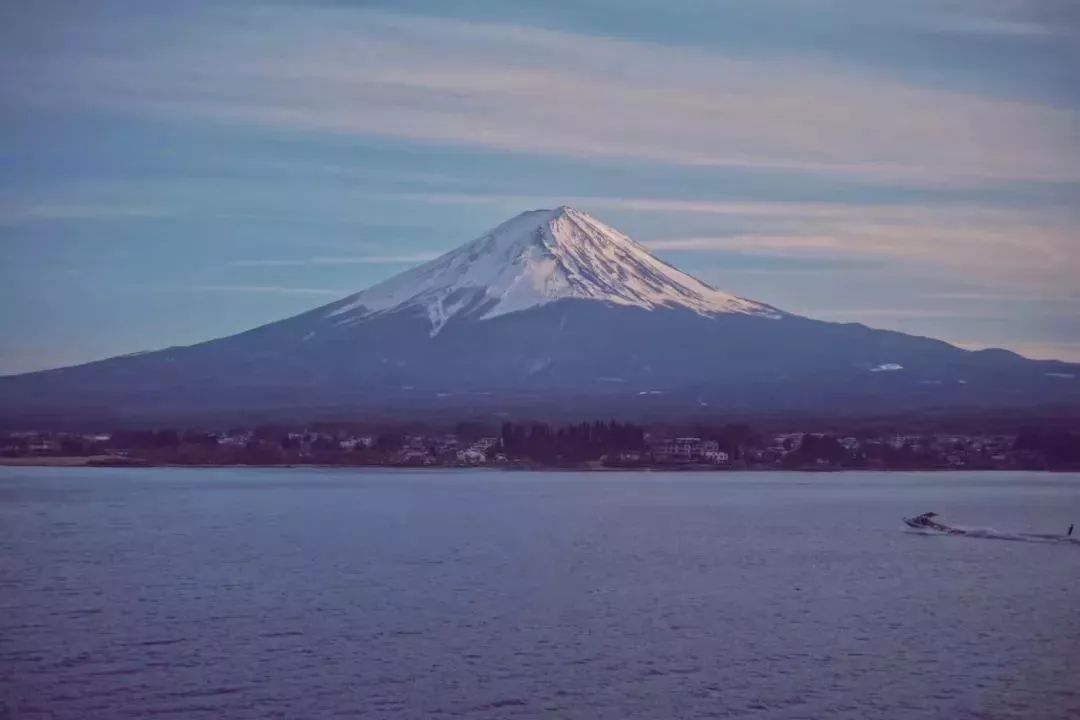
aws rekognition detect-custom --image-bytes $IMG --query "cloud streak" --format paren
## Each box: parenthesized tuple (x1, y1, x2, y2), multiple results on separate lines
(0, 202, 169, 223)
(230, 253, 440, 267)
(386, 191, 1080, 290)
(10, 7, 1080, 188)
(188, 284, 347, 297)
(800, 0, 1070, 37)
(966, 340, 1080, 362)
(646, 236, 846, 253)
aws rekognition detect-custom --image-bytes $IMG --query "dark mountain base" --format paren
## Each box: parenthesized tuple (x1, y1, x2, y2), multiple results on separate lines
(2, 301, 1077, 429)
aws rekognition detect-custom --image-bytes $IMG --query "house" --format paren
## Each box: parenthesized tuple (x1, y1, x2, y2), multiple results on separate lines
(456, 448, 487, 465)
(219, 432, 252, 447)
(673, 437, 700, 461)
(339, 435, 375, 450)
(703, 449, 730, 464)
(651, 437, 715, 463)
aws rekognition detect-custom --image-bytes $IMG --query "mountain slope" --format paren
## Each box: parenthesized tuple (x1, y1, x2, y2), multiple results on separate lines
(328, 206, 781, 333)
(1, 207, 1077, 426)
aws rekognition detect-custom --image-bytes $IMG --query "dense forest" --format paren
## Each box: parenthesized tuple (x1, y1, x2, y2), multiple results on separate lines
(499, 421, 645, 464)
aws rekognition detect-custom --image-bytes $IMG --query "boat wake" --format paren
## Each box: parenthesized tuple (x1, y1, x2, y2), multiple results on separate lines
(904, 513, 1080, 546)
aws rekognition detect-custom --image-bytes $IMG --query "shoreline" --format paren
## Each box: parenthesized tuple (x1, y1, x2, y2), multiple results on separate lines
(1, 456, 1074, 473)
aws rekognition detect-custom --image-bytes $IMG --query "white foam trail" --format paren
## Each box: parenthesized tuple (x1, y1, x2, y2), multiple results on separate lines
(908, 524, 1080, 546)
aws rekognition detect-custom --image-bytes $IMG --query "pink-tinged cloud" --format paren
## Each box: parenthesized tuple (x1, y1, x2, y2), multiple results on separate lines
(11, 9, 1080, 188)
(954, 341, 1080, 363)
(384, 191, 1080, 291)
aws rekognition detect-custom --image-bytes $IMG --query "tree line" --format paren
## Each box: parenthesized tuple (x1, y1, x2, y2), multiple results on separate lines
(500, 421, 645, 464)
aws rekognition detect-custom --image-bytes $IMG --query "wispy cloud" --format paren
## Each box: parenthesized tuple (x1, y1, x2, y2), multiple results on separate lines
(229, 253, 439, 267)
(390, 191, 1080, 288)
(11, 7, 1079, 188)
(804, 0, 1067, 37)
(955, 340, 1080, 362)
(189, 284, 347, 297)
(0, 202, 168, 223)
(646, 236, 845, 253)
(804, 308, 1001, 321)
(925, 291, 1080, 303)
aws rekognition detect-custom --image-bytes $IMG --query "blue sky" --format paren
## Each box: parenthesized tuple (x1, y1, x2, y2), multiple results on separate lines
(1, 0, 1078, 373)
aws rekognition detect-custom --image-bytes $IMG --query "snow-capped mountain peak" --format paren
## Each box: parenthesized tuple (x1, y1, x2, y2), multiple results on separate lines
(330, 206, 782, 332)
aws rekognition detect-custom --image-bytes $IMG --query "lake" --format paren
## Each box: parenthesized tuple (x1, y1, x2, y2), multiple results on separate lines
(1, 468, 1078, 719)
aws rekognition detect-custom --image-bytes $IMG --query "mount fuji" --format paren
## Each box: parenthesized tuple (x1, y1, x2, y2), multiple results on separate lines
(329, 206, 782, 332)
(2, 206, 1077, 426)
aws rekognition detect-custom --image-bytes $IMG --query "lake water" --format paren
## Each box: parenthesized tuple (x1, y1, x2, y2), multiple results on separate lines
(1, 468, 1078, 719)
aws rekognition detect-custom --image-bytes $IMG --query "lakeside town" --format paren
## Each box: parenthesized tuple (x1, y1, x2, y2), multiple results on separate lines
(3, 421, 1078, 471)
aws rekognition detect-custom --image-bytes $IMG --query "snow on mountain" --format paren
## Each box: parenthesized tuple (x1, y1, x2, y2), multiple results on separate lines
(329, 206, 782, 333)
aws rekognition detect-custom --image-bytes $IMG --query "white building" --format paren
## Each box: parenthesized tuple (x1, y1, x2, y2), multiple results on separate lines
(456, 448, 487, 465)
(703, 449, 730, 464)
(652, 437, 723, 463)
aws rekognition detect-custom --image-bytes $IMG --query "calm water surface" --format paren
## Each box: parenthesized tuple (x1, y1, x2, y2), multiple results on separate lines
(1, 468, 1078, 719)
